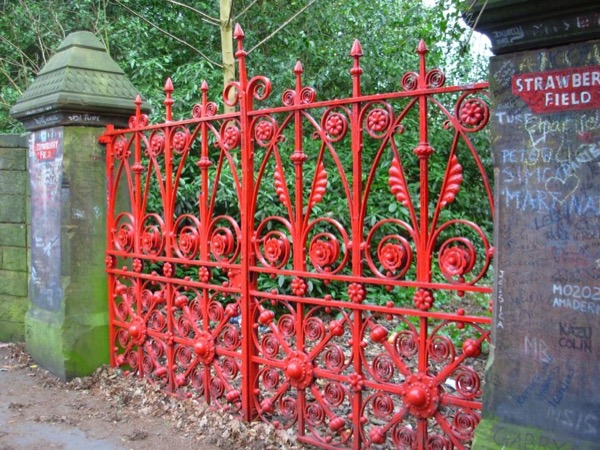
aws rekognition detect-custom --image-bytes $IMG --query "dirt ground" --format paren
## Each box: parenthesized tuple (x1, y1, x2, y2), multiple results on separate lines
(0, 343, 304, 450)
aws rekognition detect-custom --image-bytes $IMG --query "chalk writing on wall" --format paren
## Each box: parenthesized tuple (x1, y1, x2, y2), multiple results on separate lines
(499, 110, 600, 215)
(558, 321, 592, 353)
(67, 113, 100, 123)
(552, 283, 600, 315)
(33, 114, 59, 127)
(515, 363, 574, 408)
(29, 127, 63, 312)
(489, 42, 600, 447)
(524, 335, 553, 363)
(545, 408, 599, 438)
(492, 426, 574, 450)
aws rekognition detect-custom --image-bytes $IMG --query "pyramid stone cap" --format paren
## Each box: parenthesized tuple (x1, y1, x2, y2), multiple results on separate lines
(10, 31, 149, 131)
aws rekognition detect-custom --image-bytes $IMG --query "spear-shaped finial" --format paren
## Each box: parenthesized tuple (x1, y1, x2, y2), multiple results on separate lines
(164, 77, 174, 121)
(294, 61, 304, 75)
(350, 39, 363, 96)
(234, 23, 245, 39)
(134, 94, 142, 118)
(234, 23, 246, 58)
(234, 23, 248, 88)
(350, 39, 364, 58)
(417, 40, 428, 83)
(294, 61, 304, 97)
(200, 80, 209, 105)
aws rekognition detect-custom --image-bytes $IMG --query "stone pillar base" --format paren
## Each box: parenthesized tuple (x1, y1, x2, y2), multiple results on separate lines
(25, 304, 108, 380)
(474, 417, 597, 450)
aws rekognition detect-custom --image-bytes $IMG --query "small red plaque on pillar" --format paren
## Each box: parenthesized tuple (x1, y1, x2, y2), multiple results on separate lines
(34, 140, 59, 161)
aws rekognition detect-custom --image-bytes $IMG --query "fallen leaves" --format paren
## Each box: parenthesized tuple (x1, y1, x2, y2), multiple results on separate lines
(2, 342, 309, 450)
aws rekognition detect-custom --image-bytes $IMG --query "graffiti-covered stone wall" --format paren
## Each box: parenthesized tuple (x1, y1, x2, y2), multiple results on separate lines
(470, 0, 600, 448)
(483, 40, 600, 450)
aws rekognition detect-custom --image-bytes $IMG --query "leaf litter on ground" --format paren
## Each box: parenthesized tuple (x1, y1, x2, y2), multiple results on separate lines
(2, 343, 310, 450)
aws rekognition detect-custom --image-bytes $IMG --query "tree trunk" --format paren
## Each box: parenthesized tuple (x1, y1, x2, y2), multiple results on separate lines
(220, 0, 235, 112)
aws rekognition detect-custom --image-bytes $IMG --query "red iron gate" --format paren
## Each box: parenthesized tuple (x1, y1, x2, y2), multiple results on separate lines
(102, 25, 493, 449)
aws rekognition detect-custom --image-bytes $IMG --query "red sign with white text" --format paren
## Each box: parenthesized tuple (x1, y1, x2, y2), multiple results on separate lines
(512, 65, 600, 114)
(34, 140, 59, 161)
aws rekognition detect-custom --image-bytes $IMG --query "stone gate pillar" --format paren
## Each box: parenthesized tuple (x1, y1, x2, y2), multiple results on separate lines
(468, 1, 600, 448)
(10, 31, 145, 379)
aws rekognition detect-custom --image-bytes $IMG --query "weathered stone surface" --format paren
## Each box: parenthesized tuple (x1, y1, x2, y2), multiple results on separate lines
(474, 417, 598, 449)
(0, 134, 28, 149)
(0, 171, 27, 195)
(0, 294, 28, 341)
(468, 0, 600, 55)
(0, 133, 29, 340)
(0, 270, 27, 297)
(28, 127, 63, 312)
(24, 304, 109, 380)
(9, 31, 146, 130)
(0, 195, 26, 223)
(24, 124, 109, 378)
(8, 31, 141, 372)
(0, 224, 26, 247)
(1, 246, 27, 271)
(0, 147, 27, 170)
(475, 39, 600, 449)
(0, 321, 25, 342)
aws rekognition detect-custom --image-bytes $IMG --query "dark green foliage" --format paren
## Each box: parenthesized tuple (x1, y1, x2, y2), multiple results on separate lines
(2, 0, 492, 312)
(0, 0, 487, 130)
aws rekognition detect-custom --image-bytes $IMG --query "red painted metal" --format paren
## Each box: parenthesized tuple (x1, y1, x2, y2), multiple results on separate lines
(101, 25, 493, 449)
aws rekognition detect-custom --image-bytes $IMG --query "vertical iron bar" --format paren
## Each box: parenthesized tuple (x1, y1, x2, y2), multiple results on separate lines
(102, 125, 116, 367)
(292, 61, 307, 437)
(415, 40, 432, 450)
(132, 99, 145, 378)
(350, 40, 364, 450)
(198, 81, 212, 404)
(163, 79, 175, 392)
(235, 25, 258, 422)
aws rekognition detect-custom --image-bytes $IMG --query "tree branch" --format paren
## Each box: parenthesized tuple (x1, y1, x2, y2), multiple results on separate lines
(234, 0, 259, 21)
(18, 0, 50, 64)
(166, 0, 220, 26)
(248, 0, 319, 54)
(460, 0, 489, 53)
(0, 63, 23, 94)
(112, 0, 223, 68)
(0, 34, 40, 73)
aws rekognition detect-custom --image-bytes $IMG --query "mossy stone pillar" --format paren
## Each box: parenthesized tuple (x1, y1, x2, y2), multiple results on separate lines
(468, 1, 600, 448)
(10, 31, 146, 379)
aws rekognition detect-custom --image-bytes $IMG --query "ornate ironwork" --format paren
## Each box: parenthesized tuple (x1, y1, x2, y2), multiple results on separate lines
(102, 24, 493, 449)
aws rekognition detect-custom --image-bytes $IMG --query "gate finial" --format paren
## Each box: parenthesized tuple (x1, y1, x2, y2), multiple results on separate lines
(164, 77, 174, 121)
(234, 23, 247, 87)
(134, 94, 142, 119)
(350, 39, 363, 58)
(294, 61, 304, 74)
(350, 39, 363, 96)
(417, 40, 428, 86)
(234, 23, 246, 58)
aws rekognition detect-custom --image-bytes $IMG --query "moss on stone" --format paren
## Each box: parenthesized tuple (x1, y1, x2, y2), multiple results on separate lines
(0, 295, 28, 341)
(474, 416, 597, 449)
(0, 224, 26, 247)
(0, 270, 27, 296)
